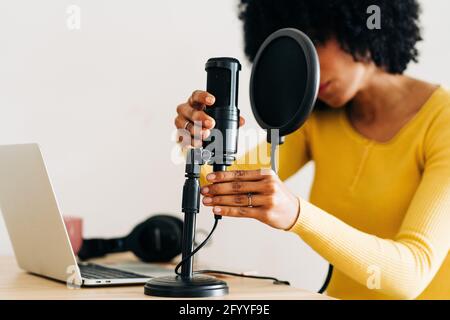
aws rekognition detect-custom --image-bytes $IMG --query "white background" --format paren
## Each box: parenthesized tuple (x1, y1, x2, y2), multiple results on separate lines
(0, 0, 449, 291)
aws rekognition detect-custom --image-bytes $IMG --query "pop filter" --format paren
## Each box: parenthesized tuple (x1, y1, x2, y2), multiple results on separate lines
(249, 29, 333, 294)
(250, 28, 320, 144)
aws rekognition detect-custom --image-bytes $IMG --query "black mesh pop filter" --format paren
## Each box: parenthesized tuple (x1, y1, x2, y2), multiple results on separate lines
(249, 28, 334, 294)
(250, 28, 320, 142)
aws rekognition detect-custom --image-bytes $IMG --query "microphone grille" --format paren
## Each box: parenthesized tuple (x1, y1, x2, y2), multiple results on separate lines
(207, 67, 231, 107)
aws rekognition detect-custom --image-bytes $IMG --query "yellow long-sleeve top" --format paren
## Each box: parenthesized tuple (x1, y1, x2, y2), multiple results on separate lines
(202, 87, 450, 299)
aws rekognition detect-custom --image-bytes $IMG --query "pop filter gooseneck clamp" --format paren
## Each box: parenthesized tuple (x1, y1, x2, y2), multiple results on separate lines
(249, 28, 333, 294)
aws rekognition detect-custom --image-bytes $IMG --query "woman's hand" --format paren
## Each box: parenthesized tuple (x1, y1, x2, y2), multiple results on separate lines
(201, 169, 300, 231)
(174, 90, 245, 148)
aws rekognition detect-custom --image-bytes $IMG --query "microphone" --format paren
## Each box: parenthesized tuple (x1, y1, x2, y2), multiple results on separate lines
(144, 58, 241, 298)
(203, 58, 241, 172)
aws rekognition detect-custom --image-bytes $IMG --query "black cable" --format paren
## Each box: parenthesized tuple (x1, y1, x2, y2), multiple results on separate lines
(318, 264, 334, 294)
(175, 217, 219, 276)
(194, 229, 211, 246)
(174, 198, 329, 291)
(195, 270, 290, 286)
(174, 217, 290, 286)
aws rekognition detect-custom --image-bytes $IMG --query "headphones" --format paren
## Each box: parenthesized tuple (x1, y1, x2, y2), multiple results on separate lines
(78, 215, 183, 262)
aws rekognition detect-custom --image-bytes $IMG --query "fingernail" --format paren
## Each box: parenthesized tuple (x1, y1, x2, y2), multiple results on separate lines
(213, 207, 222, 214)
(201, 187, 209, 194)
(203, 197, 212, 204)
(207, 174, 216, 181)
(202, 129, 210, 140)
(193, 141, 202, 148)
(206, 96, 215, 104)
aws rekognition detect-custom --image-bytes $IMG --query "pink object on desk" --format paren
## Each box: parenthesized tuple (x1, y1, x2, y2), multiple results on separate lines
(63, 216, 83, 255)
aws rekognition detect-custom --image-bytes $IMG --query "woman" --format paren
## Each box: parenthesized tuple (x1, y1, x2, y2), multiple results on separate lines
(174, 0, 450, 299)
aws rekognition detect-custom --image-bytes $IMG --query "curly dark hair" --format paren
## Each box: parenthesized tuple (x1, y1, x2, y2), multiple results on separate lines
(238, 0, 422, 74)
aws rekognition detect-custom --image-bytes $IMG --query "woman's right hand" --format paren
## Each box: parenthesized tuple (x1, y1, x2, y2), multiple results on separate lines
(174, 90, 245, 148)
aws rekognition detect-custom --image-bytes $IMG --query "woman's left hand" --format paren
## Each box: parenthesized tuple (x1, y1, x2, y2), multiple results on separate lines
(201, 169, 300, 230)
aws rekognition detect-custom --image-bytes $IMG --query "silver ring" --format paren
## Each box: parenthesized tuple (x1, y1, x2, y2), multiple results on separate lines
(247, 193, 253, 208)
(183, 120, 192, 131)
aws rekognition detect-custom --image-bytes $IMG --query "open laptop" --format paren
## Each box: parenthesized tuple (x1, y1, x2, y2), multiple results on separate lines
(0, 143, 172, 287)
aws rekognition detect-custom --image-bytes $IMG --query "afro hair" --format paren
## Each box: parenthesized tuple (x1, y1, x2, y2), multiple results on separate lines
(238, 0, 422, 74)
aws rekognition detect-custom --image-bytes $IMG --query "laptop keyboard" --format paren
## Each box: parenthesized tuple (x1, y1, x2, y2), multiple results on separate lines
(78, 263, 149, 279)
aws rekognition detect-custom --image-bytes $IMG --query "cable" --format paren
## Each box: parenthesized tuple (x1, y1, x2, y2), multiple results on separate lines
(175, 161, 331, 291)
(175, 217, 219, 276)
(318, 264, 334, 294)
(174, 217, 291, 286)
(195, 270, 290, 286)
(194, 228, 212, 247)
(175, 140, 305, 288)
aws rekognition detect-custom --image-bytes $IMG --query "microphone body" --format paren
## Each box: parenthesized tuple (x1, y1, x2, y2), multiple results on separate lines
(203, 58, 241, 172)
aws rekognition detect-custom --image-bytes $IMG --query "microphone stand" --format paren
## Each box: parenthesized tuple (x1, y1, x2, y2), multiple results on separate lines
(179, 148, 202, 279)
(144, 148, 228, 297)
(145, 57, 240, 298)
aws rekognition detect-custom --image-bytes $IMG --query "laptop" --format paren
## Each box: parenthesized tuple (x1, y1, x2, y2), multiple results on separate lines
(0, 143, 172, 287)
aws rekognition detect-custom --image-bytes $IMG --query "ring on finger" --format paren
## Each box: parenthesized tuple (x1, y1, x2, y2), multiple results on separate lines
(184, 120, 193, 131)
(247, 193, 253, 208)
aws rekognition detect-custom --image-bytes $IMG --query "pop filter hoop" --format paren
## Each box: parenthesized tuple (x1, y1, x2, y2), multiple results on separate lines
(249, 29, 333, 294)
(249, 28, 320, 144)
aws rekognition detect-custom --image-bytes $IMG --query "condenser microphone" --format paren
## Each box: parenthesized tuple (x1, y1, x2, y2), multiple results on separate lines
(203, 58, 241, 172)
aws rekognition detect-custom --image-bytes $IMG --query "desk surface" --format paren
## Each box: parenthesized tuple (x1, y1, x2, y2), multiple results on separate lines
(0, 254, 332, 300)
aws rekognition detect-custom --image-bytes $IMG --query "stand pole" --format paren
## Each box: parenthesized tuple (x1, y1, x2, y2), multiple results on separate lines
(180, 212, 196, 279)
(144, 148, 228, 297)
(179, 148, 202, 279)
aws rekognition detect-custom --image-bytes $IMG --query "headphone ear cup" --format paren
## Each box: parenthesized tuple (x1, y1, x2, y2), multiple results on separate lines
(127, 215, 183, 262)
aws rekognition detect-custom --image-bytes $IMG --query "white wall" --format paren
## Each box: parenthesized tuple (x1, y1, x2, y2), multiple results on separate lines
(0, 0, 449, 291)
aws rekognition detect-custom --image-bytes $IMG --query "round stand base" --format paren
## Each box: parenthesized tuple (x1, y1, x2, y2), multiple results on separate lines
(144, 275, 228, 298)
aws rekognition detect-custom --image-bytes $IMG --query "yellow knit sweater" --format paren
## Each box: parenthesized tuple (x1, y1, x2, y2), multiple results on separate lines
(203, 87, 450, 299)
